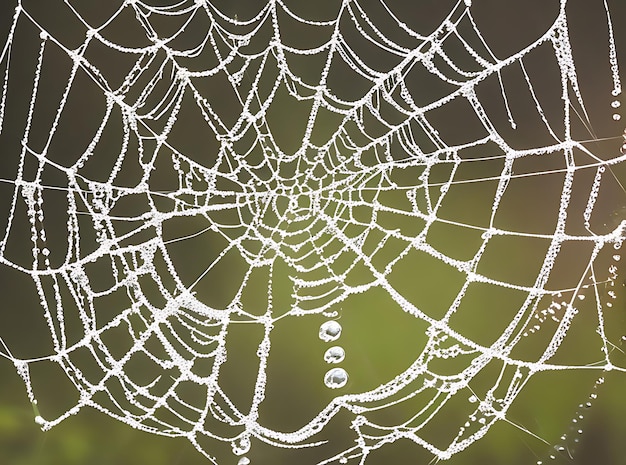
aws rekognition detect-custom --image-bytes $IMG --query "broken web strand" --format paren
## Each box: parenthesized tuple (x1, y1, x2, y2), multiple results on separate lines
(0, 0, 625, 464)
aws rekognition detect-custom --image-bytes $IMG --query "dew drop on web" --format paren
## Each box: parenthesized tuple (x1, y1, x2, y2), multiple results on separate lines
(324, 367, 349, 389)
(319, 320, 342, 342)
(231, 434, 251, 456)
(324, 346, 345, 364)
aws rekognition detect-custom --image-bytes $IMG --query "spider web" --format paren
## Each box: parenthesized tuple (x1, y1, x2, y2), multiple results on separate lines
(0, 0, 625, 464)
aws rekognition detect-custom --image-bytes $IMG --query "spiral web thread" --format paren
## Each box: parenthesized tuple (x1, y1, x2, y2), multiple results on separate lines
(0, 0, 625, 463)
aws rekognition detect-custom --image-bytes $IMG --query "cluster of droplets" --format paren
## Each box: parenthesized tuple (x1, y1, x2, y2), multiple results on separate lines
(525, 238, 622, 338)
(609, 8, 622, 125)
(319, 319, 348, 389)
(606, 242, 621, 309)
(524, 296, 570, 337)
(612, 96, 621, 122)
(533, 241, 622, 463)
(536, 376, 604, 465)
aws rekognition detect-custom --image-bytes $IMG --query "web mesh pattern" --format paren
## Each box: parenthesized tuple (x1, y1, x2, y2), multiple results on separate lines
(0, 0, 625, 463)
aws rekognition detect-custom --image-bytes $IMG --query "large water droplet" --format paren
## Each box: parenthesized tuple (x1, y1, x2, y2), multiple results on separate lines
(324, 346, 345, 364)
(319, 320, 342, 342)
(324, 367, 348, 389)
